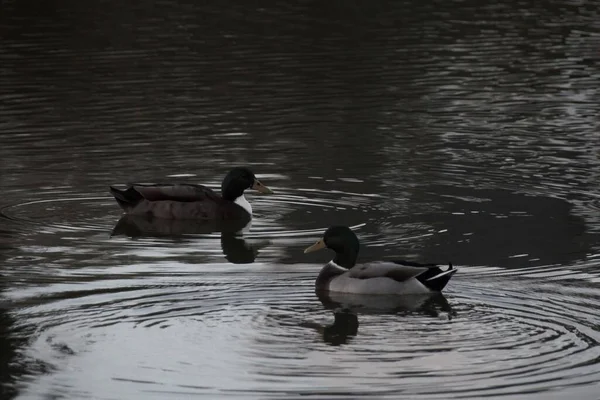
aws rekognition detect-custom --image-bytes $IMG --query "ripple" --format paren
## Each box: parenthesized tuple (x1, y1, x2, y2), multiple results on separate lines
(4, 264, 599, 399)
(0, 187, 379, 237)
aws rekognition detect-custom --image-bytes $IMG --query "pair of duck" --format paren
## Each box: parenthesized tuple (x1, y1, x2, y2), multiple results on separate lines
(110, 167, 457, 296)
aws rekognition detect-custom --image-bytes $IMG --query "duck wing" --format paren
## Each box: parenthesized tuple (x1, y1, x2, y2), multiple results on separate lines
(131, 184, 223, 203)
(348, 261, 429, 282)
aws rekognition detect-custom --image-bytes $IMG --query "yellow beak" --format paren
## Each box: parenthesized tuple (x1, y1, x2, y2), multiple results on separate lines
(304, 238, 326, 253)
(252, 179, 273, 194)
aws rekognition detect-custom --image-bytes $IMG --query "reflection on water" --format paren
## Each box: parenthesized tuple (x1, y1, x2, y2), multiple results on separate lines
(111, 215, 270, 264)
(111, 215, 251, 237)
(2, 0, 600, 398)
(317, 291, 454, 319)
(301, 311, 359, 347)
(309, 292, 454, 346)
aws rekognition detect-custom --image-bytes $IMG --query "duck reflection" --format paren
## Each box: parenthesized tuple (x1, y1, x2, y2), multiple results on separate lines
(110, 215, 269, 264)
(306, 292, 454, 346)
(317, 290, 454, 318)
(300, 311, 359, 346)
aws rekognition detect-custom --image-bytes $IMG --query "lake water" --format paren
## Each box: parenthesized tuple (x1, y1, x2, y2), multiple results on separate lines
(1, 0, 600, 399)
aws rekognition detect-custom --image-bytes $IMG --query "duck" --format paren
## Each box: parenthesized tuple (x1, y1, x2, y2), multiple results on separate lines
(304, 226, 457, 295)
(109, 167, 273, 220)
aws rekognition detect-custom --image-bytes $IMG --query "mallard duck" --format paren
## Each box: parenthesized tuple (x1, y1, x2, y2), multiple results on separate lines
(304, 226, 456, 295)
(109, 167, 272, 220)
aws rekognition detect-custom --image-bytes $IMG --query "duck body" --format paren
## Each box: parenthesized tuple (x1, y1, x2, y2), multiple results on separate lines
(305, 226, 457, 296)
(109, 167, 272, 220)
(109, 183, 250, 220)
(316, 260, 456, 295)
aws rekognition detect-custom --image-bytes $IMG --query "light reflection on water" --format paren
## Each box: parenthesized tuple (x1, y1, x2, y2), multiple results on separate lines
(4, 260, 600, 399)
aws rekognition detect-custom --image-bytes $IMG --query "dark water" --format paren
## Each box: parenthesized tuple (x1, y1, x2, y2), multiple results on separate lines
(2, 0, 600, 398)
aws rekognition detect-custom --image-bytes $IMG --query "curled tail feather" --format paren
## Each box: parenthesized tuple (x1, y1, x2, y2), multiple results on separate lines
(110, 186, 144, 211)
(416, 263, 457, 292)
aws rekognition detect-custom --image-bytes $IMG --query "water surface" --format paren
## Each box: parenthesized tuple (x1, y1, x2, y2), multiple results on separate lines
(1, 0, 600, 399)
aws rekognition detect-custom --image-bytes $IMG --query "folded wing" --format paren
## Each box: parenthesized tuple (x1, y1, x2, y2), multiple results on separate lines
(348, 261, 429, 282)
(132, 184, 223, 203)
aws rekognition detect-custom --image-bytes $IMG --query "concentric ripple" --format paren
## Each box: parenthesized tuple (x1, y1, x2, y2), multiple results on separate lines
(0, 186, 447, 260)
(0, 186, 423, 265)
(0, 186, 378, 235)
(4, 263, 600, 399)
(1, 172, 599, 400)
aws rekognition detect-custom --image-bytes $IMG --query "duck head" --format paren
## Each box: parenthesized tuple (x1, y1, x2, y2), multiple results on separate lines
(304, 225, 359, 269)
(221, 167, 273, 201)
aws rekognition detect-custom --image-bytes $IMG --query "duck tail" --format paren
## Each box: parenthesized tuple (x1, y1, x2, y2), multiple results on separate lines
(416, 263, 457, 292)
(109, 186, 143, 211)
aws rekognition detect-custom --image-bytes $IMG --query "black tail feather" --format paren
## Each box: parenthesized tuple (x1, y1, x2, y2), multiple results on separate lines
(109, 186, 143, 210)
(415, 263, 457, 292)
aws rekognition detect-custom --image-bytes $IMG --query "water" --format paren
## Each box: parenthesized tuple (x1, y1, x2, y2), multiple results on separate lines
(1, 0, 600, 398)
